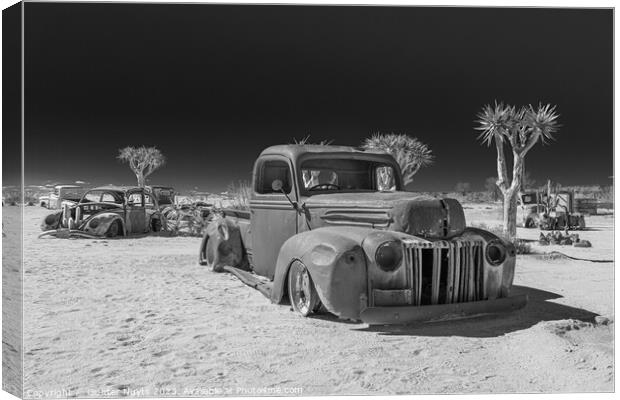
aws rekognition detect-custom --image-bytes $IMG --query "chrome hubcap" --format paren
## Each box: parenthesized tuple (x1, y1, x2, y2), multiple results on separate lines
(294, 267, 311, 314)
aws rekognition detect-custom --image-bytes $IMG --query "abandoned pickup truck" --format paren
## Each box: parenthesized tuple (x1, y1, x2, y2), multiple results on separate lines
(199, 145, 527, 324)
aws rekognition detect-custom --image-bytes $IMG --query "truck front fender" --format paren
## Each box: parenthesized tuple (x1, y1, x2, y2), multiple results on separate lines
(271, 226, 372, 321)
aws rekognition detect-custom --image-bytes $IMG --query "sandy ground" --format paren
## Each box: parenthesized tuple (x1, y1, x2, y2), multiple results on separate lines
(2, 205, 23, 396)
(10, 204, 614, 397)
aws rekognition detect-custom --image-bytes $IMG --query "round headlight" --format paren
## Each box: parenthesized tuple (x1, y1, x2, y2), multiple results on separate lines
(89, 219, 100, 229)
(486, 240, 507, 266)
(375, 241, 403, 272)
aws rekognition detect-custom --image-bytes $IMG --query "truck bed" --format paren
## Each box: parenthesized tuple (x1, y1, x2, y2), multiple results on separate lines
(222, 208, 252, 260)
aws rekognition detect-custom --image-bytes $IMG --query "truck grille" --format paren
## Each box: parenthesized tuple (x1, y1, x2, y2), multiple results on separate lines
(403, 240, 485, 306)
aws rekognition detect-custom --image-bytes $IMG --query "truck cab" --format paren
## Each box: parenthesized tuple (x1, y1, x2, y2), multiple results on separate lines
(249, 145, 402, 278)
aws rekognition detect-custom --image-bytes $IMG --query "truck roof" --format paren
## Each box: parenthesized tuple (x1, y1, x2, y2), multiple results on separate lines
(260, 144, 394, 162)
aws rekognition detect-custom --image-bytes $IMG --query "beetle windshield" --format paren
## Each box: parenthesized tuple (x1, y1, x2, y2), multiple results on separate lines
(80, 190, 124, 204)
(299, 158, 398, 193)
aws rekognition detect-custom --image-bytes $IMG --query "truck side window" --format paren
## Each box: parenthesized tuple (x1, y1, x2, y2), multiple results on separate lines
(256, 160, 292, 194)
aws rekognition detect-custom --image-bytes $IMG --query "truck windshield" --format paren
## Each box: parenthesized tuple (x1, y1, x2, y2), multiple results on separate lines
(300, 158, 397, 193)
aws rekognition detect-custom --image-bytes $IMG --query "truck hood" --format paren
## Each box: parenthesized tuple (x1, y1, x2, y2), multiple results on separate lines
(304, 191, 466, 239)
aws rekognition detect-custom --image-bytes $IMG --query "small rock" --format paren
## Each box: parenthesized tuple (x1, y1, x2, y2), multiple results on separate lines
(574, 240, 592, 248)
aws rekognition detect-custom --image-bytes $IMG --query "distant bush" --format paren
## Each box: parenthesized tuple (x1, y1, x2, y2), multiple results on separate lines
(227, 180, 252, 211)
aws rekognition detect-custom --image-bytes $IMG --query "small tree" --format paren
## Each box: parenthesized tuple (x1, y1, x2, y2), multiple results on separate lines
(454, 182, 471, 196)
(361, 133, 434, 186)
(476, 102, 560, 238)
(117, 146, 166, 187)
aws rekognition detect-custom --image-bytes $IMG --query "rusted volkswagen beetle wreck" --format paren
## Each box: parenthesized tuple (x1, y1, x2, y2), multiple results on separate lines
(200, 145, 527, 324)
(40, 186, 165, 238)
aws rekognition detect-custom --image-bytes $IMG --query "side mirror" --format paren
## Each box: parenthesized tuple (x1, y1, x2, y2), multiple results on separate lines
(271, 179, 299, 212)
(271, 179, 283, 192)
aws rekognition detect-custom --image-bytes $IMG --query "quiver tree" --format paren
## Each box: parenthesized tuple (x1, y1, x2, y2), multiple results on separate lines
(361, 133, 434, 186)
(476, 102, 560, 238)
(117, 146, 166, 187)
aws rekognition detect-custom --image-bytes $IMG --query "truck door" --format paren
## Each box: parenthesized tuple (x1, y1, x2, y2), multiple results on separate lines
(250, 156, 297, 279)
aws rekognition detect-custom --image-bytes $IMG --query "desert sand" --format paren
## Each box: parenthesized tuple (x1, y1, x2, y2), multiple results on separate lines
(9, 204, 614, 397)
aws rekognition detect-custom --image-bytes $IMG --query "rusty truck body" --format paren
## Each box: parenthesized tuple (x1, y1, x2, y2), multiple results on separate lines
(199, 145, 527, 324)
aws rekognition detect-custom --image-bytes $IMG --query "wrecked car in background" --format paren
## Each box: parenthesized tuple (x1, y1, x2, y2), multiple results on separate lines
(520, 189, 585, 230)
(44, 184, 87, 209)
(199, 144, 527, 325)
(148, 185, 176, 209)
(40, 186, 165, 238)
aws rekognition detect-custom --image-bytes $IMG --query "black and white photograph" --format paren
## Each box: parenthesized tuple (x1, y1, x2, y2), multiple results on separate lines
(1, 1, 615, 398)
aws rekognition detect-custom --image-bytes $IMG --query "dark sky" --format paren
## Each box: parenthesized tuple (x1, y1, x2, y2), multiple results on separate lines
(18, 3, 613, 193)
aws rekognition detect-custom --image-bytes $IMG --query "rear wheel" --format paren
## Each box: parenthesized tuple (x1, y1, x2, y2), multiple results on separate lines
(106, 220, 121, 237)
(288, 261, 320, 317)
(151, 218, 162, 232)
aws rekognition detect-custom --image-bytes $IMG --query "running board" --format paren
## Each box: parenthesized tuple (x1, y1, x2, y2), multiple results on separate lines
(223, 266, 273, 299)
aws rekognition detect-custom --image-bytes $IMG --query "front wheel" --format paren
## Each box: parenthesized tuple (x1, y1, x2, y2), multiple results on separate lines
(288, 261, 321, 317)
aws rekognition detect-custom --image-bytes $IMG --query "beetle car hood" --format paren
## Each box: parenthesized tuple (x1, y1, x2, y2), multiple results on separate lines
(303, 191, 466, 239)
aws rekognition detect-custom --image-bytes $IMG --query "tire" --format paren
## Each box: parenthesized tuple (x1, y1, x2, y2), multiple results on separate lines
(198, 231, 211, 266)
(151, 218, 162, 232)
(287, 261, 321, 317)
(106, 220, 122, 238)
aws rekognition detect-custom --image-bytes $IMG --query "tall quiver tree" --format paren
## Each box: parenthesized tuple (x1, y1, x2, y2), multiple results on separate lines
(117, 146, 166, 187)
(476, 102, 560, 238)
(361, 133, 434, 186)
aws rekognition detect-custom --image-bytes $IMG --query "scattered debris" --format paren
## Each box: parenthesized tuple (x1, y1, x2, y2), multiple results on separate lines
(538, 231, 592, 247)
(162, 203, 212, 237)
(594, 316, 612, 326)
